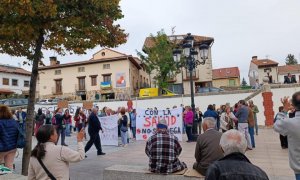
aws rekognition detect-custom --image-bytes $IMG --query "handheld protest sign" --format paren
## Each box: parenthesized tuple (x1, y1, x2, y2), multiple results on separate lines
(83, 101, 93, 110)
(57, 100, 68, 108)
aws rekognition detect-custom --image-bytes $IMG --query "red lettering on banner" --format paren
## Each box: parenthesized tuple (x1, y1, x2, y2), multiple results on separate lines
(171, 116, 176, 125)
(144, 117, 151, 127)
(152, 117, 157, 127)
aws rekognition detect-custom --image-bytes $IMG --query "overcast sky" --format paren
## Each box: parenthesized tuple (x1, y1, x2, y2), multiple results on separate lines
(1, 0, 300, 83)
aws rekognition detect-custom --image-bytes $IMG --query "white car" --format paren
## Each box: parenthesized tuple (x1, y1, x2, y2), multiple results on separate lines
(38, 99, 53, 104)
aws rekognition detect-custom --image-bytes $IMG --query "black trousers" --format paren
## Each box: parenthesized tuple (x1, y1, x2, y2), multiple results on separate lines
(279, 134, 288, 148)
(186, 126, 193, 141)
(85, 131, 102, 154)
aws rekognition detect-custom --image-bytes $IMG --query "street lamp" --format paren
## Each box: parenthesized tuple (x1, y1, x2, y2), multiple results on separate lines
(173, 33, 209, 135)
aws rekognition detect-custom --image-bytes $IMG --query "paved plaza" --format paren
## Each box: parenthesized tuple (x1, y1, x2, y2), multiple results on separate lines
(13, 128, 294, 180)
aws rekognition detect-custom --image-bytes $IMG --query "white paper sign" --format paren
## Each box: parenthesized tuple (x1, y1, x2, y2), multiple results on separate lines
(99, 115, 119, 146)
(136, 108, 183, 141)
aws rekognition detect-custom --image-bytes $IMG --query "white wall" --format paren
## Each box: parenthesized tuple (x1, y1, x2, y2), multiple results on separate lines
(0, 72, 30, 94)
(35, 86, 300, 126)
(278, 73, 300, 83)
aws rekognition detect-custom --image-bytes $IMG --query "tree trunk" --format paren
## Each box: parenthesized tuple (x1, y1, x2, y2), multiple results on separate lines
(22, 30, 44, 175)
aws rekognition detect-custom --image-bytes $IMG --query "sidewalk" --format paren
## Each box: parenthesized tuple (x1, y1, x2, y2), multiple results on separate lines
(14, 128, 294, 180)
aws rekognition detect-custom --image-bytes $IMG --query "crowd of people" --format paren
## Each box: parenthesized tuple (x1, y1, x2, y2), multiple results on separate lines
(1, 91, 300, 179)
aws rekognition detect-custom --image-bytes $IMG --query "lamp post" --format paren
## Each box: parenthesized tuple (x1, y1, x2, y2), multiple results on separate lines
(173, 33, 209, 134)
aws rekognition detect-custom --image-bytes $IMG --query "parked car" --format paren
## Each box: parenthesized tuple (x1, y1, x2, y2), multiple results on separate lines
(197, 87, 224, 93)
(0, 98, 28, 107)
(37, 99, 53, 104)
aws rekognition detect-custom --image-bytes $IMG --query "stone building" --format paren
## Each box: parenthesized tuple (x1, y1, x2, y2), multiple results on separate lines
(212, 67, 240, 88)
(37, 48, 148, 101)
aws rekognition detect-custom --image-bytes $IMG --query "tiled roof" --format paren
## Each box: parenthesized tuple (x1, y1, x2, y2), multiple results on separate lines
(252, 59, 278, 67)
(278, 64, 300, 75)
(0, 88, 15, 94)
(212, 67, 240, 79)
(143, 34, 214, 49)
(0, 64, 31, 76)
(39, 55, 142, 70)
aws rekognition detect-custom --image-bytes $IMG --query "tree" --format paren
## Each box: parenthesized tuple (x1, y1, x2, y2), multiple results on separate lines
(285, 54, 298, 65)
(137, 30, 177, 90)
(241, 77, 248, 86)
(0, 1, 127, 175)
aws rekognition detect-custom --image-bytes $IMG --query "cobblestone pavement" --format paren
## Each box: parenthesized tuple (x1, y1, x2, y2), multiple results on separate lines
(13, 128, 294, 180)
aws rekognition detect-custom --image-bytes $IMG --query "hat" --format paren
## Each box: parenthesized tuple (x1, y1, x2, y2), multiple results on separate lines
(157, 119, 168, 129)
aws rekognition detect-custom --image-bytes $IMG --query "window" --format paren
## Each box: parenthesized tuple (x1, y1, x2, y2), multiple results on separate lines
(101, 52, 105, 56)
(12, 79, 18, 86)
(103, 64, 110, 69)
(103, 75, 111, 82)
(91, 76, 97, 86)
(78, 77, 86, 90)
(186, 70, 196, 77)
(2, 78, 9, 85)
(78, 67, 85, 72)
(55, 79, 62, 94)
(55, 70, 61, 75)
(264, 68, 272, 72)
(24, 80, 30, 87)
(229, 79, 236, 86)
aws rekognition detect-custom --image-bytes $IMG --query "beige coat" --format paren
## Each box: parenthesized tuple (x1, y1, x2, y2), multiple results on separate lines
(28, 142, 85, 180)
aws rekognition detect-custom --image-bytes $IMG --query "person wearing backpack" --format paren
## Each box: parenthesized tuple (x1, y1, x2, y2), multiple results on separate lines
(0, 105, 19, 170)
(34, 108, 46, 136)
(53, 108, 68, 146)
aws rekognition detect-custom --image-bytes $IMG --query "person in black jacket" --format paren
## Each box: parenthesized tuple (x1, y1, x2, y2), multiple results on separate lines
(85, 107, 105, 156)
(54, 108, 67, 146)
(0, 105, 19, 170)
(205, 129, 269, 180)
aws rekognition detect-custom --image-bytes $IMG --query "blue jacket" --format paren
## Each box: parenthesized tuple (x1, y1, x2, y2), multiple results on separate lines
(0, 119, 19, 152)
(203, 110, 219, 120)
(16, 111, 26, 123)
(235, 105, 249, 123)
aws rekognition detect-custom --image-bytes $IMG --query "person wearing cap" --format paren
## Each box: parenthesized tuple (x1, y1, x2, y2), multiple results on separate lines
(145, 119, 187, 174)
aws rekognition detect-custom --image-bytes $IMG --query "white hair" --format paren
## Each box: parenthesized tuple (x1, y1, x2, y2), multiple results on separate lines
(202, 117, 216, 128)
(220, 129, 247, 156)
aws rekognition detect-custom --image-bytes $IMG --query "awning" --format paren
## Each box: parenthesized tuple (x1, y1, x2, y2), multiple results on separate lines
(0, 89, 14, 94)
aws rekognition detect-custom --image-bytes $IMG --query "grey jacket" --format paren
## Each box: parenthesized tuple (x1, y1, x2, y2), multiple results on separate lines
(274, 111, 300, 174)
(193, 129, 223, 175)
(235, 105, 249, 123)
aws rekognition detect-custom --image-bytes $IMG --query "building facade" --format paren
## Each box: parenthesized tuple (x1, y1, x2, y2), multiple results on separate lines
(278, 64, 300, 83)
(143, 34, 214, 95)
(212, 67, 240, 88)
(0, 64, 31, 97)
(248, 56, 279, 86)
(37, 49, 148, 101)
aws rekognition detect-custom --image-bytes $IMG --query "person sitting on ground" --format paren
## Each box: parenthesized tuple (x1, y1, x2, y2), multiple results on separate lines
(28, 125, 85, 180)
(193, 117, 223, 176)
(205, 129, 269, 180)
(0, 105, 19, 170)
(274, 94, 300, 180)
(145, 119, 187, 174)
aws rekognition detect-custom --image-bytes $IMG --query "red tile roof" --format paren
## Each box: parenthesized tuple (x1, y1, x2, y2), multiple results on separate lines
(0, 64, 31, 76)
(0, 88, 15, 94)
(278, 64, 300, 75)
(251, 59, 278, 67)
(212, 67, 240, 79)
(143, 34, 214, 49)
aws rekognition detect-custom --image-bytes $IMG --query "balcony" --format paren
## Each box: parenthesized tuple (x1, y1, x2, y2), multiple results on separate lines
(52, 87, 63, 95)
(75, 84, 86, 95)
(183, 70, 199, 81)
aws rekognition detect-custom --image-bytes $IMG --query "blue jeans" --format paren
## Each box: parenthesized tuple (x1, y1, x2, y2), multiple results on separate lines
(121, 130, 127, 145)
(131, 127, 136, 139)
(56, 127, 66, 145)
(65, 124, 71, 136)
(248, 127, 255, 148)
(296, 174, 300, 180)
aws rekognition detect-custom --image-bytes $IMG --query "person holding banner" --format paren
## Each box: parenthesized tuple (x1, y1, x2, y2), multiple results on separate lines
(145, 119, 187, 174)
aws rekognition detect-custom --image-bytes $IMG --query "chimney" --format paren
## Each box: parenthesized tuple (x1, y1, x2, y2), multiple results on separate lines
(50, 57, 57, 66)
(252, 56, 258, 60)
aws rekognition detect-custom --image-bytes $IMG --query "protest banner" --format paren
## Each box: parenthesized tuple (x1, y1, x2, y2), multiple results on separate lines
(99, 115, 119, 146)
(83, 101, 93, 110)
(136, 108, 182, 141)
(57, 100, 68, 108)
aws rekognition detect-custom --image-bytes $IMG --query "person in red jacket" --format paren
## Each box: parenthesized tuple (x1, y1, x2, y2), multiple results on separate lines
(74, 108, 86, 132)
(63, 109, 72, 137)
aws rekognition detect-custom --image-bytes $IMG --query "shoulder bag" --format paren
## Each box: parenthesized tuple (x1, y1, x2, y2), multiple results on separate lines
(37, 158, 57, 180)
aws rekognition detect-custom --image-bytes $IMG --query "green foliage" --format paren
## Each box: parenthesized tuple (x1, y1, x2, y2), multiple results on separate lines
(285, 54, 298, 65)
(241, 77, 248, 87)
(0, 0, 127, 60)
(137, 30, 177, 89)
